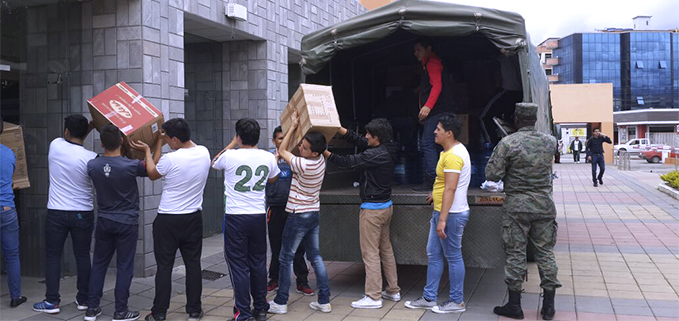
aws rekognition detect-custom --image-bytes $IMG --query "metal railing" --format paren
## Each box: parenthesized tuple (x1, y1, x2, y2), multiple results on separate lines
(615, 151, 631, 171)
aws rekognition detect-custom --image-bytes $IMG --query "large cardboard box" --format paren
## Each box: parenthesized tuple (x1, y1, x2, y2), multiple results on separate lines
(0, 122, 30, 189)
(280, 84, 341, 152)
(87, 82, 164, 159)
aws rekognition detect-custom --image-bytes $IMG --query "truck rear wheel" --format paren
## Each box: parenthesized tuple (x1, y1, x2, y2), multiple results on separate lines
(651, 156, 661, 163)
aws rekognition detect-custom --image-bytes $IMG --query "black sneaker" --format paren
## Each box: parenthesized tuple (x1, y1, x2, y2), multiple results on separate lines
(113, 310, 140, 321)
(10, 296, 27, 308)
(144, 313, 166, 321)
(84, 307, 103, 321)
(599, 178, 603, 185)
(252, 308, 267, 321)
(188, 310, 204, 321)
(593, 181, 598, 187)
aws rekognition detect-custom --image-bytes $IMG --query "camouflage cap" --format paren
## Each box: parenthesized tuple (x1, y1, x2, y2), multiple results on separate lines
(514, 103, 538, 119)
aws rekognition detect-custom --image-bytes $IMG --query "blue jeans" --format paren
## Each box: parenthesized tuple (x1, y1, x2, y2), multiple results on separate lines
(45, 209, 94, 304)
(274, 211, 330, 305)
(423, 210, 470, 304)
(422, 113, 444, 180)
(1, 208, 21, 298)
(591, 154, 605, 182)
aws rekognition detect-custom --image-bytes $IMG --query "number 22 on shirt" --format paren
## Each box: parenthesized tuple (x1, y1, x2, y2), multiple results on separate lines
(234, 165, 269, 192)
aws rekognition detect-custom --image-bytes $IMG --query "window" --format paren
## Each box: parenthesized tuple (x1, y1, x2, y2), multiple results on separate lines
(545, 69, 552, 75)
(636, 61, 644, 69)
(659, 61, 667, 69)
(545, 53, 552, 59)
(637, 96, 645, 105)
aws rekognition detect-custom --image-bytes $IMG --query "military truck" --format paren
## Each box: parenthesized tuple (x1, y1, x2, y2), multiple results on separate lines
(298, 0, 553, 268)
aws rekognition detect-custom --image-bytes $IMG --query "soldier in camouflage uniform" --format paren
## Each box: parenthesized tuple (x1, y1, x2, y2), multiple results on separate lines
(486, 103, 561, 321)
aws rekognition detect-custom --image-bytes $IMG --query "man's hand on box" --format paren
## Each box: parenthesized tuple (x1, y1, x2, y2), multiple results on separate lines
(291, 110, 299, 127)
(130, 140, 150, 152)
(337, 127, 348, 136)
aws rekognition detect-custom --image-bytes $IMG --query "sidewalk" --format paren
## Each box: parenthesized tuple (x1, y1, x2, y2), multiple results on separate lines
(3, 164, 678, 321)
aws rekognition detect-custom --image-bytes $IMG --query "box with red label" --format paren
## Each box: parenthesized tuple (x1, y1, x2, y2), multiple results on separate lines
(0, 122, 30, 189)
(87, 82, 164, 159)
(280, 84, 341, 153)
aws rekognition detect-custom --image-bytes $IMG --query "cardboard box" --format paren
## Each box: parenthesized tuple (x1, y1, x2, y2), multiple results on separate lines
(0, 122, 30, 189)
(280, 84, 341, 152)
(87, 82, 164, 159)
(457, 114, 469, 145)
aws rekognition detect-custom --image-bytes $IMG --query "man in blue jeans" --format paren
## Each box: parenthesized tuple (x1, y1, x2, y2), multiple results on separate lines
(0, 118, 27, 308)
(34, 115, 97, 314)
(268, 112, 332, 315)
(405, 113, 471, 313)
(586, 128, 612, 187)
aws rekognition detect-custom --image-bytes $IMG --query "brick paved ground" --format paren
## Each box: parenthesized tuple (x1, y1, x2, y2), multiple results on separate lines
(3, 163, 679, 320)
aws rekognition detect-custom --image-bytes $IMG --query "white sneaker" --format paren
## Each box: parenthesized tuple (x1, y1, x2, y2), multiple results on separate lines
(351, 296, 383, 309)
(268, 301, 287, 314)
(432, 300, 466, 313)
(381, 291, 401, 302)
(309, 301, 332, 313)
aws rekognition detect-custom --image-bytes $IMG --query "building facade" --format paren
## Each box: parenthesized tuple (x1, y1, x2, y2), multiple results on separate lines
(0, 0, 366, 277)
(537, 37, 559, 83)
(550, 18, 678, 144)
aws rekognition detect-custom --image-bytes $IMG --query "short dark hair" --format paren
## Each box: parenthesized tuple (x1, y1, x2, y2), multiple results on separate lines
(162, 118, 191, 143)
(64, 114, 89, 139)
(236, 118, 260, 146)
(304, 131, 327, 154)
(438, 113, 463, 140)
(273, 126, 283, 139)
(365, 118, 393, 143)
(100, 124, 122, 151)
(593, 128, 601, 132)
(415, 37, 434, 51)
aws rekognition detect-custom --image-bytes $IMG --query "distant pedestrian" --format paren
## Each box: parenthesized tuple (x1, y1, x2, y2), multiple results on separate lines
(555, 140, 563, 163)
(84, 125, 151, 321)
(324, 119, 401, 309)
(586, 129, 612, 187)
(486, 103, 561, 320)
(34, 115, 96, 314)
(131, 118, 211, 321)
(211, 118, 280, 321)
(1, 118, 27, 308)
(404, 113, 471, 314)
(268, 111, 332, 315)
(265, 126, 312, 296)
(570, 137, 583, 163)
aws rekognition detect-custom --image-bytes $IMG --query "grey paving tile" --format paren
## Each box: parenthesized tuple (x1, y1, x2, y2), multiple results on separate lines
(610, 298, 648, 307)
(613, 304, 654, 316)
(553, 294, 576, 312)
(20, 314, 62, 321)
(575, 296, 613, 314)
(568, 244, 595, 253)
(651, 306, 679, 318)
(647, 299, 679, 309)
(593, 245, 620, 253)
(617, 245, 646, 254)
(456, 311, 498, 321)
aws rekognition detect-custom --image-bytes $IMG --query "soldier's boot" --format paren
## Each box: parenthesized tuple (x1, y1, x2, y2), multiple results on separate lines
(541, 289, 556, 320)
(493, 289, 524, 319)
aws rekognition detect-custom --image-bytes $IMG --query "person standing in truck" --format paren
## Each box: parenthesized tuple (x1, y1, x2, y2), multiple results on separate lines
(412, 37, 455, 192)
(324, 119, 401, 309)
(586, 128, 612, 187)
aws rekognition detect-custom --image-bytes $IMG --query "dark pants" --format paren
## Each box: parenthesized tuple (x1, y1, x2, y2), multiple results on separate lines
(151, 211, 203, 317)
(421, 113, 444, 181)
(45, 209, 94, 304)
(1, 208, 21, 299)
(591, 154, 605, 182)
(573, 151, 580, 162)
(87, 217, 137, 313)
(224, 214, 268, 321)
(267, 206, 308, 285)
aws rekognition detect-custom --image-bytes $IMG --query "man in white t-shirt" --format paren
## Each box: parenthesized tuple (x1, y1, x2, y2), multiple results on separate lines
(131, 118, 211, 321)
(268, 111, 332, 315)
(33, 115, 97, 314)
(211, 118, 280, 321)
(405, 113, 471, 314)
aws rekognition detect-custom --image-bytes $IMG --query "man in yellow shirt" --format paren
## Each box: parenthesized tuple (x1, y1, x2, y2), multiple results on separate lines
(405, 113, 471, 314)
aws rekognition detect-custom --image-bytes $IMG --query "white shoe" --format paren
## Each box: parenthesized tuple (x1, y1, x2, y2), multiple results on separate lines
(309, 301, 332, 313)
(268, 301, 287, 314)
(432, 300, 466, 313)
(351, 296, 383, 309)
(381, 291, 401, 302)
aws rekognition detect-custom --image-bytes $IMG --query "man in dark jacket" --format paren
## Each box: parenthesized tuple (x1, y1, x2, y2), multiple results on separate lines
(324, 119, 401, 309)
(264, 126, 311, 295)
(586, 129, 612, 187)
(570, 137, 583, 163)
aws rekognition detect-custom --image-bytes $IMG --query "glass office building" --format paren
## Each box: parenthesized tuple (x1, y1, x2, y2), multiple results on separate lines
(554, 31, 678, 111)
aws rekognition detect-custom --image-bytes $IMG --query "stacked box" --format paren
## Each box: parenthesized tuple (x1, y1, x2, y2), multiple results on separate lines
(0, 122, 30, 189)
(280, 84, 341, 153)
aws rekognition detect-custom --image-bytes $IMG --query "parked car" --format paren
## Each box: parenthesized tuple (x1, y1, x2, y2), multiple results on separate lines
(640, 147, 677, 163)
(614, 138, 666, 155)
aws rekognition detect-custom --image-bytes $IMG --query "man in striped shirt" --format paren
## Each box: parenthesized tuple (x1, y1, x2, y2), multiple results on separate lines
(268, 111, 332, 314)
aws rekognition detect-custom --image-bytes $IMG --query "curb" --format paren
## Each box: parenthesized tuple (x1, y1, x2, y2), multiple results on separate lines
(657, 183, 679, 200)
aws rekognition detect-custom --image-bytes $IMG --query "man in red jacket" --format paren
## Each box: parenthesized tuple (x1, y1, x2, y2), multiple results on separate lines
(413, 37, 455, 192)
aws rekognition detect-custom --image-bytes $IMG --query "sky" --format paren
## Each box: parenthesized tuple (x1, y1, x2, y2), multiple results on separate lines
(434, 0, 679, 45)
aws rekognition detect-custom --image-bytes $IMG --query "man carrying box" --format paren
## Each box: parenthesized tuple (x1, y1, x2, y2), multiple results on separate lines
(323, 119, 401, 309)
(34, 115, 96, 314)
(131, 118, 211, 321)
(84, 125, 151, 321)
(211, 118, 280, 321)
(1, 117, 27, 308)
(268, 111, 332, 315)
